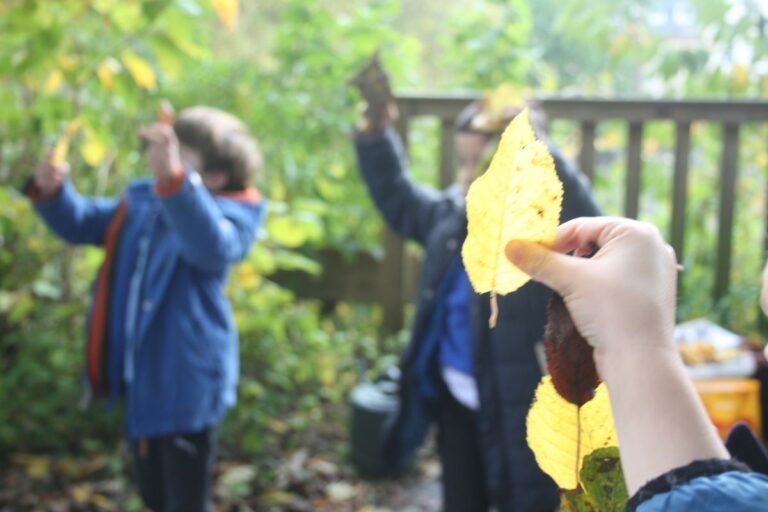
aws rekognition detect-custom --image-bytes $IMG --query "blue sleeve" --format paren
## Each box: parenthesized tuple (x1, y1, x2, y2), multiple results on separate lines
(158, 171, 265, 273)
(27, 179, 119, 246)
(637, 472, 768, 512)
(354, 127, 452, 246)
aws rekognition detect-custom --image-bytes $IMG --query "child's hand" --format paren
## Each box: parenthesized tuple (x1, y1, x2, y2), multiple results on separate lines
(356, 99, 399, 134)
(34, 151, 70, 195)
(138, 123, 183, 183)
(505, 217, 678, 367)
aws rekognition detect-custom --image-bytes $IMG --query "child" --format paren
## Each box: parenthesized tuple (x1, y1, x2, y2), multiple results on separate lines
(25, 106, 266, 512)
(506, 217, 768, 511)
(352, 72, 600, 511)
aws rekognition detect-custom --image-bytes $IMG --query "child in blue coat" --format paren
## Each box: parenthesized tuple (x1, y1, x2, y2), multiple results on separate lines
(26, 106, 266, 512)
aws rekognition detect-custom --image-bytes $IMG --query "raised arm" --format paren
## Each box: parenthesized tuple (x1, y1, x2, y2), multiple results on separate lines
(156, 172, 264, 272)
(354, 126, 454, 245)
(25, 156, 119, 245)
(141, 122, 264, 273)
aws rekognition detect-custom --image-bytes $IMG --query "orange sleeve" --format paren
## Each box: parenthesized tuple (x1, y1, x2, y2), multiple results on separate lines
(154, 166, 186, 197)
(25, 179, 61, 204)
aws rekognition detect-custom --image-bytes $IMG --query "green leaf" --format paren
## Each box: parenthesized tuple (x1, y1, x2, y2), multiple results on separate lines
(273, 249, 321, 275)
(561, 486, 597, 512)
(579, 447, 629, 512)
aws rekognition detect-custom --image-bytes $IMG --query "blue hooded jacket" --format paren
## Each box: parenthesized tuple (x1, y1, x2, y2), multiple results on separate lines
(27, 171, 265, 439)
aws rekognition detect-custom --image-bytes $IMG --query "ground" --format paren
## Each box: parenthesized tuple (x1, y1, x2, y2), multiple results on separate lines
(0, 447, 441, 512)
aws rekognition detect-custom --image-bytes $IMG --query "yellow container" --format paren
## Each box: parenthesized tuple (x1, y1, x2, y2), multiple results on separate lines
(693, 379, 762, 440)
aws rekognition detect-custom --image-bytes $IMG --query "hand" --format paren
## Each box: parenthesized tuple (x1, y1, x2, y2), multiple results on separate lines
(138, 123, 183, 183)
(356, 98, 399, 134)
(507, 217, 729, 495)
(505, 217, 678, 366)
(34, 151, 70, 196)
(351, 53, 397, 134)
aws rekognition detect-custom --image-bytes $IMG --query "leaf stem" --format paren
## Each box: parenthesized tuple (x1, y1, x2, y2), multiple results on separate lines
(489, 292, 498, 328)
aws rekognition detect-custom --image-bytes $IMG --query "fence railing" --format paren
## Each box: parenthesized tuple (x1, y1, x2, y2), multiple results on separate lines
(274, 94, 768, 333)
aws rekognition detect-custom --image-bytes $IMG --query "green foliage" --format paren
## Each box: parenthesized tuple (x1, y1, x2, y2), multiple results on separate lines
(1, 0, 766, 488)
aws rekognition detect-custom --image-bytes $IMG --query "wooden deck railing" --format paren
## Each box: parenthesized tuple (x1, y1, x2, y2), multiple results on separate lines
(274, 94, 768, 333)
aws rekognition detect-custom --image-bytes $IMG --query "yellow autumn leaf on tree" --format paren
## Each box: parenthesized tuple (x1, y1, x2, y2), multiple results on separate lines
(212, 0, 238, 31)
(732, 64, 749, 91)
(97, 58, 120, 91)
(43, 70, 64, 94)
(461, 109, 563, 326)
(51, 118, 82, 166)
(80, 126, 108, 167)
(121, 50, 157, 90)
(527, 376, 618, 490)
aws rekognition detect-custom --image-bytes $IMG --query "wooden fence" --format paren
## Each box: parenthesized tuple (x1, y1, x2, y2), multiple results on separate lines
(273, 94, 768, 333)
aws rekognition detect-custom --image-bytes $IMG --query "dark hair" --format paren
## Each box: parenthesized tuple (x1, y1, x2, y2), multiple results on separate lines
(174, 106, 262, 191)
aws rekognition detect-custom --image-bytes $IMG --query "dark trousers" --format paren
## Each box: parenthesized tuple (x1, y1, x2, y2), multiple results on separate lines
(130, 428, 216, 512)
(437, 389, 491, 512)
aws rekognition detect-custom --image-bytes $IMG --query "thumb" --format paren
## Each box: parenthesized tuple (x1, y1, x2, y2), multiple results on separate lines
(505, 239, 582, 296)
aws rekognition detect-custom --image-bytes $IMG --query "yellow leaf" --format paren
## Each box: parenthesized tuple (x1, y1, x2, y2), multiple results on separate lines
(80, 126, 109, 167)
(212, 0, 238, 31)
(43, 70, 63, 94)
(51, 118, 82, 166)
(56, 55, 78, 73)
(121, 50, 157, 90)
(472, 83, 526, 132)
(97, 58, 120, 91)
(732, 64, 749, 91)
(526, 376, 618, 490)
(259, 490, 296, 505)
(12, 454, 51, 480)
(71, 483, 93, 504)
(461, 109, 563, 326)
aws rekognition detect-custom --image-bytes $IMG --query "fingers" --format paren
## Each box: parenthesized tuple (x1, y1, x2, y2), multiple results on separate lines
(138, 123, 175, 144)
(552, 217, 627, 254)
(505, 239, 584, 296)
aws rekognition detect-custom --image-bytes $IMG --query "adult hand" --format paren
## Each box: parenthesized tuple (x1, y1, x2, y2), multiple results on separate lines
(507, 218, 729, 495)
(505, 217, 678, 366)
(138, 123, 183, 184)
(34, 151, 70, 196)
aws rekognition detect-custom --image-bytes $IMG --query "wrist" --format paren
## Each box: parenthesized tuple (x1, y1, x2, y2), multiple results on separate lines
(155, 165, 185, 197)
(595, 344, 680, 384)
(29, 178, 62, 201)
